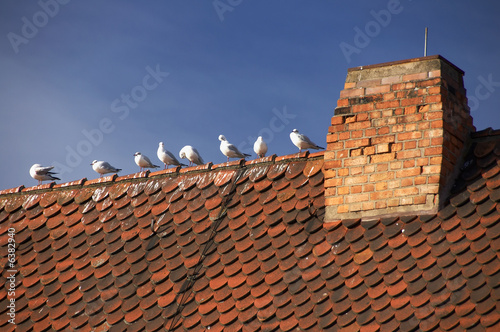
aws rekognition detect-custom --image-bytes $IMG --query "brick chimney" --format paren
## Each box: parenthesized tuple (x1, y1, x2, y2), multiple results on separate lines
(324, 55, 474, 221)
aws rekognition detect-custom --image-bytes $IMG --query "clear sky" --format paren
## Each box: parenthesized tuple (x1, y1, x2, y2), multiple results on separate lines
(1, 1, 499, 190)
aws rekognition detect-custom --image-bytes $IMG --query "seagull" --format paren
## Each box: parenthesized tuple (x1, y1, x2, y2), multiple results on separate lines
(30, 164, 60, 185)
(219, 135, 250, 162)
(179, 145, 205, 166)
(290, 129, 324, 153)
(91, 160, 121, 178)
(134, 152, 160, 171)
(157, 142, 186, 169)
(253, 136, 268, 158)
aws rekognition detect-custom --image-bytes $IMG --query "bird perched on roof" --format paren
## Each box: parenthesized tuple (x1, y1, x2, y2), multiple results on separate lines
(134, 152, 160, 171)
(30, 164, 60, 185)
(91, 160, 121, 178)
(179, 145, 205, 166)
(290, 129, 324, 153)
(253, 136, 268, 158)
(157, 142, 186, 169)
(219, 135, 250, 162)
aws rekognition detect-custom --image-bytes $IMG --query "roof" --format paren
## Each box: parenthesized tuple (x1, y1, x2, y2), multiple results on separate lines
(0, 136, 499, 331)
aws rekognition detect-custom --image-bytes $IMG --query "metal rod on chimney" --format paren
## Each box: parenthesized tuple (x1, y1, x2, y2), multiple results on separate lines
(424, 27, 428, 57)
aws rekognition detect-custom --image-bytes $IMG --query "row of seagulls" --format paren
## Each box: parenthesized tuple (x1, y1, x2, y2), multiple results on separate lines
(30, 129, 323, 184)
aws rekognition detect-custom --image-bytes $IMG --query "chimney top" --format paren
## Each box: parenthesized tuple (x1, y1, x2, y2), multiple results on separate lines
(324, 55, 474, 222)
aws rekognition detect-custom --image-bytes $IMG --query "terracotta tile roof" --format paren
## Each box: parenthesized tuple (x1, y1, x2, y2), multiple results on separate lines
(0, 143, 499, 331)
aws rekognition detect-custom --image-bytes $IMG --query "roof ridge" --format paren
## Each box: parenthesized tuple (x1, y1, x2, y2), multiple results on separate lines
(0, 151, 325, 197)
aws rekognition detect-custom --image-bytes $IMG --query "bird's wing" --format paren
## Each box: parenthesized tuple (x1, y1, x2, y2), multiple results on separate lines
(35, 165, 55, 175)
(192, 148, 204, 164)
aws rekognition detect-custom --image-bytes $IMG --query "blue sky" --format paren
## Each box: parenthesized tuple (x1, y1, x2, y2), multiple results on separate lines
(1, 1, 500, 190)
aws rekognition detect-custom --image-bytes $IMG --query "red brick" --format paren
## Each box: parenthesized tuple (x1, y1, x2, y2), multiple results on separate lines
(344, 82, 356, 89)
(388, 198, 400, 207)
(404, 141, 417, 150)
(394, 187, 419, 197)
(350, 167, 363, 175)
(352, 103, 374, 113)
(365, 128, 377, 137)
(345, 193, 369, 203)
(331, 116, 346, 125)
(425, 94, 442, 103)
(422, 165, 441, 174)
(348, 120, 371, 130)
(401, 178, 414, 187)
(431, 120, 444, 128)
(324, 160, 341, 169)
(351, 130, 364, 139)
(356, 78, 381, 88)
(396, 167, 421, 178)
(430, 156, 442, 165)
(390, 161, 402, 170)
(416, 158, 429, 167)
(414, 176, 427, 185)
(345, 175, 368, 185)
(378, 127, 390, 135)
(337, 186, 349, 195)
(428, 70, 441, 78)
(413, 195, 427, 204)
(363, 183, 374, 192)
(420, 184, 439, 194)
(350, 148, 363, 157)
(370, 172, 394, 182)
(403, 160, 415, 168)
(337, 98, 349, 107)
(339, 131, 350, 140)
(375, 100, 400, 109)
(375, 201, 387, 209)
(345, 138, 371, 149)
(372, 135, 395, 144)
(362, 201, 375, 210)
(351, 185, 363, 194)
(381, 75, 401, 85)
(338, 168, 349, 177)
(375, 182, 387, 191)
(418, 139, 430, 148)
(371, 152, 396, 163)
(428, 86, 443, 95)
(345, 115, 357, 123)
(397, 131, 422, 141)
(337, 205, 349, 213)
(363, 146, 375, 155)
(326, 197, 343, 206)
(401, 97, 424, 107)
(340, 88, 364, 98)
(366, 85, 391, 95)
(370, 191, 393, 200)
(325, 178, 342, 188)
(396, 150, 421, 159)
(424, 147, 442, 156)
(402, 72, 428, 81)
(336, 150, 349, 159)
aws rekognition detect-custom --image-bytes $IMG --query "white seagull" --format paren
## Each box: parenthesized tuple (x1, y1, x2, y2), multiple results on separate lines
(30, 164, 60, 185)
(219, 135, 251, 162)
(91, 160, 121, 178)
(179, 145, 205, 166)
(134, 152, 160, 171)
(157, 142, 186, 169)
(290, 129, 324, 153)
(253, 136, 268, 158)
